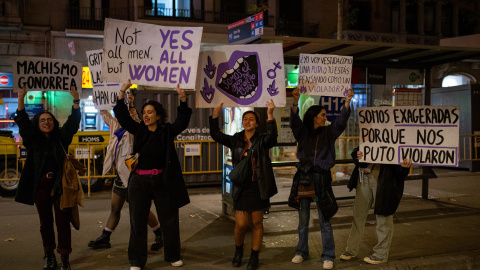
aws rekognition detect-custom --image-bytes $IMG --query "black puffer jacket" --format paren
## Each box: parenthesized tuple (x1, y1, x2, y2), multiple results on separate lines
(348, 147, 410, 216)
(209, 116, 278, 200)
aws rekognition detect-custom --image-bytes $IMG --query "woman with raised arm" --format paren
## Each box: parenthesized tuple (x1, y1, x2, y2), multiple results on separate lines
(87, 88, 163, 252)
(14, 85, 81, 270)
(114, 80, 192, 270)
(209, 100, 278, 270)
(288, 87, 354, 270)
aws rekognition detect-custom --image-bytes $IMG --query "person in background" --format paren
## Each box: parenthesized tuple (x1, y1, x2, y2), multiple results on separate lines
(14, 85, 81, 270)
(209, 100, 278, 270)
(288, 87, 354, 270)
(114, 80, 192, 270)
(340, 148, 412, 264)
(87, 88, 163, 251)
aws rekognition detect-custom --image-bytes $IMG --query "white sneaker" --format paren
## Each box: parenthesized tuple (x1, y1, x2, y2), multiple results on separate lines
(171, 260, 184, 267)
(130, 267, 141, 270)
(291, 254, 304, 263)
(323, 260, 334, 270)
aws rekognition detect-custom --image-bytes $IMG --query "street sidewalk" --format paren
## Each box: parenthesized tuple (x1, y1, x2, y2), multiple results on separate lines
(0, 168, 479, 269)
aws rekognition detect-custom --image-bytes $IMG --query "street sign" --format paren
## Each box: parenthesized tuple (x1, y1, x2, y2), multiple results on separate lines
(0, 73, 13, 87)
(228, 12, 263, 44)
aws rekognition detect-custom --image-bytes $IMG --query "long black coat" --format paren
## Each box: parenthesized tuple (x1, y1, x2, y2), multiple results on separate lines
(14, 107, 81, 205)
(209, 116, 278, 200)
(114, 99, 192, 209)
(348, 147, 410, 216)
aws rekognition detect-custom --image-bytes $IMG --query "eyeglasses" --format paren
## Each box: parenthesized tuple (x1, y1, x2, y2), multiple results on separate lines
(40, 118, 53, 123)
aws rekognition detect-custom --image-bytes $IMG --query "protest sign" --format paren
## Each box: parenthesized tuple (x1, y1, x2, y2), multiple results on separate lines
(102, 18, 202, 89)
(358, 105, 459, 167)
(298, 53, 353, 97)
(12, 57, 82, 92)
(195, 43, 286, 108)
(86, 49, 120, 110)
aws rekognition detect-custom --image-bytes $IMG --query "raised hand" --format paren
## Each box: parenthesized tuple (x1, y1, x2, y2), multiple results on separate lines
(292, 86, 300, 105)
(212, 102, 224, 119)
(346, 87, 354, 103)
(69, 86, 80, 100)
(357, 150, 363, 160)
(266, 99, 275, 120)
(401, 158, 413, 168)
(177, 83, 186, 102)
(18, 85, 28, 100)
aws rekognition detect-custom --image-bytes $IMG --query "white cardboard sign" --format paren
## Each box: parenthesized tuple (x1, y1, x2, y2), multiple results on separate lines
(101, 18, 203, 89)
(359, 105, 460, 167)
(12, 57, 82, 93)
(86, 49, 120, 110)
(195, 43, 286, 108)
(298, 53, 353, 97)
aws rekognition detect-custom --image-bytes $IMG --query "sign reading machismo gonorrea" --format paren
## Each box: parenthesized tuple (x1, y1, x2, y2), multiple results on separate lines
(12, 57, 82, 92)
(101, 18, 203, 89)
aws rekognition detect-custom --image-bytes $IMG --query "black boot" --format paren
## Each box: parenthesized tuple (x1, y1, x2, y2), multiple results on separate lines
(43, 251, 57, 270)
(247, 249, 259, 270)
(232, 245, 243, 267)
(60, 254, 71, 270)
(88, 229, 111, 249)
(151, 228, 164, 251)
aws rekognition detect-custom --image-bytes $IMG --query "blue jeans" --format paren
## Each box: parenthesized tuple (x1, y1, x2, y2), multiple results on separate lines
(296, 198, 335, 261)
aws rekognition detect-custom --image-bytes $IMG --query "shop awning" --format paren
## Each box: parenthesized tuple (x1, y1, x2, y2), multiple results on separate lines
(262, 35, 480, 69)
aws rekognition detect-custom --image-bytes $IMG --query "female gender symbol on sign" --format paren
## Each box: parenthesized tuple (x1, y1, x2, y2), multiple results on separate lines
(267, 62, 282, 79)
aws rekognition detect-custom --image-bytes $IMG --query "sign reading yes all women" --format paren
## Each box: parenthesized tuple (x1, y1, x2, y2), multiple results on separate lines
(102, 18, 202, 89)
(298, 53, 353, 97)
(86, 49, 120, 110)
(359, 105, 460, 167)
(12, 57, 82, 92)
(195, 43, 286, 108)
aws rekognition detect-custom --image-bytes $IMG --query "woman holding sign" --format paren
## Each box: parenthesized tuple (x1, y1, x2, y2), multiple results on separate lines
(14, 85, 81, 270)
(209, 101, 278, 270)
(87, 89, 164, 252)
(340, 148, 411, 264)
(114, 80, 191, 270)
(288, 87, 354, 270)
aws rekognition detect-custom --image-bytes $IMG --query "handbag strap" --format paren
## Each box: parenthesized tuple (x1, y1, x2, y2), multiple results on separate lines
(314, 135, 319, 166)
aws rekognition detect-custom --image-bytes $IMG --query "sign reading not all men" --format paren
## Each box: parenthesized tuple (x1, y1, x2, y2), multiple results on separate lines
(359, 105, 459, 167)
(102, 18, 203, 89)
(298, 53, 353, 97)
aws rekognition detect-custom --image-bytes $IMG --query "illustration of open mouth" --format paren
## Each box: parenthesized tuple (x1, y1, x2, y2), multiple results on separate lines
(215, 51, 262, 105)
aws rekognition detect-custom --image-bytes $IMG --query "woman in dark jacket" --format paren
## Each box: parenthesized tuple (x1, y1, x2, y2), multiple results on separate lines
(15, 85, 81, 270)
(114, 80, 192, 270)
(340, 147, 411, 264)
(209, 100, 278, 270)
(288, 87, 354, 270)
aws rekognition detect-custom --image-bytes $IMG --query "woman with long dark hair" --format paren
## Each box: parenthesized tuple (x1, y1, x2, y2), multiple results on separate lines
(88, 88, 163, 251)
(288, 87, 354, 270)
(14, 85, 81, 270)
(114, 80, 192, 270)
(209, 100, 278, 270)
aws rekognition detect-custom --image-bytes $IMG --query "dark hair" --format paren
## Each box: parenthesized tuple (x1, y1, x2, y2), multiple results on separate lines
(303, 105, 326, 133)
(32, 110, 60, 136)
(126, 88, 137, 96)
(242, 110, 259, 123)
(141, 100, 167, 125)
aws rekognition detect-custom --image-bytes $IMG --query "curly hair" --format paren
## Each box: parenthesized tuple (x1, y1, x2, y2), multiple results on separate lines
(141, 100, 167, 125)
(303, 105, 325, 133)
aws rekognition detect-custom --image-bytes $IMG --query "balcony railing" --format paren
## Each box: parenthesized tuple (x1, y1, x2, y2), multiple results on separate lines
(333, 30, 440, 46)
(67, 7, 131, 30)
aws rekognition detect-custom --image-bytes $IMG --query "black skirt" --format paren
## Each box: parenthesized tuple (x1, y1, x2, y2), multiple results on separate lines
(233, 178, 270, 212)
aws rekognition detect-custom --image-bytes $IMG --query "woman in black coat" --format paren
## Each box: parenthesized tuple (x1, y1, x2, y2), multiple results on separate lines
(209, 100, 278, 270)
(15, 85, 81, 270)
(114, 80, 192, 270)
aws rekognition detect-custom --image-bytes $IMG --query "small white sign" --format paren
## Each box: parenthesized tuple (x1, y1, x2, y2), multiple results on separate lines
(75, 147, 93, 159)
(184, 144, 201, 156)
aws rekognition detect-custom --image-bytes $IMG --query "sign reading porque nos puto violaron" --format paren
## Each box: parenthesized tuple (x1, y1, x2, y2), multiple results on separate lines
(359, 105, 459, 167)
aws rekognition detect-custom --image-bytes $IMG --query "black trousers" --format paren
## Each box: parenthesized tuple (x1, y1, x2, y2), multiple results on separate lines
(128, 173, 181, 268)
